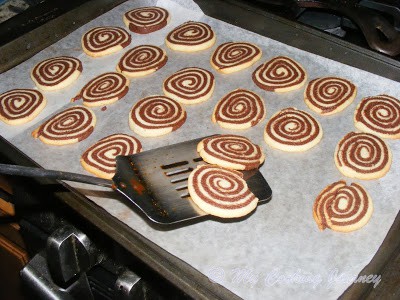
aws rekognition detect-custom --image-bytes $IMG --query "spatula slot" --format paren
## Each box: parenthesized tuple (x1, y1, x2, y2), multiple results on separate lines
(170, 176, 189, 184)
(164, 167, 193, 176)
(175, 184, 188, 191)
(161, 161, 189, 169)
(180, 193, 190, 199)
(193, 157, 203, 162)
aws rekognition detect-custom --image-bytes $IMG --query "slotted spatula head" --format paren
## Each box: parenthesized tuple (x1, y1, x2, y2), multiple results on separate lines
(112, 136, 272, 225)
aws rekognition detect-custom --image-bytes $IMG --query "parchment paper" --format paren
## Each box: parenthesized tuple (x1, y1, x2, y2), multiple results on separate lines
(1, 0, 400, 299)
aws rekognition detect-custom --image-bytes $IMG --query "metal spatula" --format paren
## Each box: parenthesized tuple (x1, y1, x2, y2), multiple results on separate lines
(0, 136, 272, 225)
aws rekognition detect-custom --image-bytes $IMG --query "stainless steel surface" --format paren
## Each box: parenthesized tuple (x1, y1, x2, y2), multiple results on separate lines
(114, 270, 142, 299)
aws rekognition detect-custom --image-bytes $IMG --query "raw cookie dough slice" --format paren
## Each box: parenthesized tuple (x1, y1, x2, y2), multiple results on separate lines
(165, 21, 216, 52)
(117, 45, 168, 77)
(212, 89, 265, 129)
(31, 56, 82, 91)
(197, 134, 265, 170)
(354, 94, 400, 139)
(211, 42, 262, 74)
(252, 56, 307, 92)
(32, 105, 96, 145)
(73, 72, 129, 107)
(129, 95, 187, 137)
(123, 6, 170, 34)
(0, 89, 46, 125)
(334, 132, 392, 180)
(81, 133, 142, 179)
(82, 26, 131, 57)
(304, 77, 357, 115)
(313, 180, 373, 232)
(163, 67, 215, 104)
(188, 164, 259, 218)
(264, 107, 322, 152)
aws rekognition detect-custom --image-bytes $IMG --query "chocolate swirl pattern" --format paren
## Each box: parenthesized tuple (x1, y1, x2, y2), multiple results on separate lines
(163, 67, 215, 104)
(213, 89, 265, 129)
(129, 95, 187, 137)
(82, 26, 131, 57)
(211, 42, 262, 74)
(117, 45, 168, 77)
(165, 21, 216, 52)
(264, 108, 322, 152)
(304, 77, 357, 115)
(198, 135, 265, 170)
(313, 181, 373, 232)
(31, 56, 82, 91)
(354, 95, 400, 139)
(123, 6, 169, 34)
(32, 106, 96, 145)
(75, 72, 129, 107)
(81, 134, 142, 179)
(188, 165, 258, 218)
(0, 89, 46, 125)
(252, 56, 307, 92)
(334, 132, 392, 180)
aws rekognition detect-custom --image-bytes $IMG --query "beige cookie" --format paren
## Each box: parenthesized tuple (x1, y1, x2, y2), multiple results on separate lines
(304, 77, 357, 115)
(211, 42, 262, 74)
(123, 6, 170, 34)
(165, 21, 216, 52)
(264, 107, 323, 152)
(334, 132, 392, 180)
(188, 164, 258, 218)
(313, 180, 373, 232)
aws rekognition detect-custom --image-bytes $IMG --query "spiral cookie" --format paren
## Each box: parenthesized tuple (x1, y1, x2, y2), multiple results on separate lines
(188, 165, 258, 218)
(264, 107, 322, 152)
(252, 56, 307, 92)
(123, 6, 169, 34)
(165, 21, 216, 52)
(211, 42, 262, 74)
(212, 89, 265, 129)
(0, 89, 46, 125)
(334, 132, 392, 180)
(163, 67, 215, 104)
(117, 45, 168, 77)
(31, 56, 82, 91)
(304, 77, 357, 115)
(129, 95, 187, 137)
(81, 134, 142, 179)
(313, 181, 373, 232)
(32, 106, 96, 145)
(354, 95, 400, 139)
(74, 72, 129, 107)
(197, 135, 265, 170)
(82, 26, 131, 57)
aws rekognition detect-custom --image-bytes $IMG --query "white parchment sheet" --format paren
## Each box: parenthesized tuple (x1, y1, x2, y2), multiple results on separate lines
(1, 0, 400, 299)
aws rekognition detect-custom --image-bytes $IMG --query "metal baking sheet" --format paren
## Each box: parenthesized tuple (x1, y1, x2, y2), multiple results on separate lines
(0, 0, 399, 299)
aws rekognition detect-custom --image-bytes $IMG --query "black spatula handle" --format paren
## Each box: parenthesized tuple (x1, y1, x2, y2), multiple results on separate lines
(0, 163, 113, 187)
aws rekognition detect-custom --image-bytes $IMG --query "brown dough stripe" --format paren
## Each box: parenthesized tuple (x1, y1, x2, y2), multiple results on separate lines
(305, 77, 356, 115)
(354, 94, 400, 139)
(313, 181, 373, 232)
(81, 133, 142, 179)
(82, 26, 131, 53)
(211, 42, 261, 71)
(213, 89, 265, 128)
(0, 89, 46, 125)
(124, 6, 169, 34)
(252, 56, 306, 92)
(166, 21, 215, 47)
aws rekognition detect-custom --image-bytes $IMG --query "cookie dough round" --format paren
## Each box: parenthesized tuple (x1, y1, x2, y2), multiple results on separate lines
(252, 56, 307, 92)
(212, 89, 265, 129)
(32, 105, 96, 145)
(82, 26, 131, 57)
(0, 89, 46, 125)
(313, 180, 373, 232)
(304, 77, 357, 115)
(211, 42, 262, 74)
(163, 67, 215, 104)
(264, 107, 322, 152)
(188, 164, 259, 218)
(334, 132, 392, 180)
(123, 6, 170, 34)
(81, 133, 142, 179)
(165, 21, 216, 52)
(354, 94, 400, 139)
(129, 95, 187, 137)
